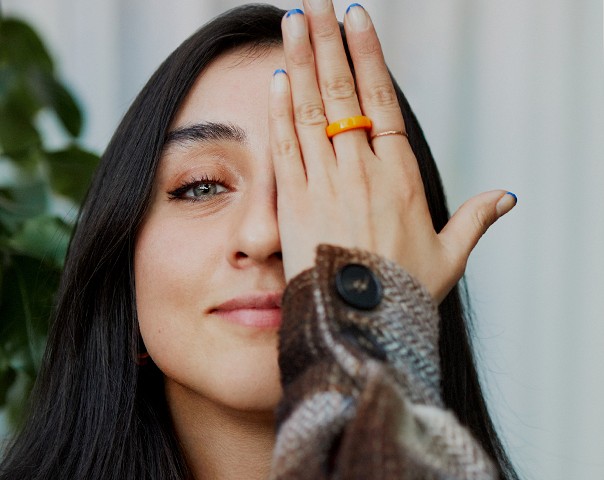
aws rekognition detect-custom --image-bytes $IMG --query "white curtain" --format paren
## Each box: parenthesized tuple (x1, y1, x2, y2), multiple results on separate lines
(3, 0, 604, 478)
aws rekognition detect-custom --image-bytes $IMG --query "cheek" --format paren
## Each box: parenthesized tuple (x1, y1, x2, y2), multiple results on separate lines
(133, 215, 282, 411)
(134, 215, 220, 363)
(135, 217, 217, 326)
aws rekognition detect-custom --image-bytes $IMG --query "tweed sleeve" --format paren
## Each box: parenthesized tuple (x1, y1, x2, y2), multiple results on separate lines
(270, 244, 496, 480)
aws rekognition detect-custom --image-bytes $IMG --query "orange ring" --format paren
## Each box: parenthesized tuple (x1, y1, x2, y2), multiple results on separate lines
(326, 115, 372, 138)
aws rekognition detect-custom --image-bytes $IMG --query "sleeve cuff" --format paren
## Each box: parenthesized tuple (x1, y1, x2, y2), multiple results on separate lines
(279, 244, 443, 407)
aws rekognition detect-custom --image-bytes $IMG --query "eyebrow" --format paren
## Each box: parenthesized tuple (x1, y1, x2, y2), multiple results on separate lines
(163, 121, 247, 149)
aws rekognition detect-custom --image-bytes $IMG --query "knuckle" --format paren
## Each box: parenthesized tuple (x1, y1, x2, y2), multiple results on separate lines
(312, 21, 340, 41)
(472, 208, 492, 233)
(273, 138, 299, 158)
(323, 76, 357, 101)
(289, 47, 314, 68)
(269, 105, 290, 121)
(397, 182, 418, 205)
(294, 101, 326, 126)
(367, 83, 399, 109)
(356, 38, 382, 58)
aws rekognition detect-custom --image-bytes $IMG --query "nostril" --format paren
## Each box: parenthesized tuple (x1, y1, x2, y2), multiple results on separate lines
(231, 248, 281, 264)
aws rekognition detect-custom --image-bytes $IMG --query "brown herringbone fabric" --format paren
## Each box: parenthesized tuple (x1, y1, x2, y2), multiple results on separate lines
(270, 245, 496, 479)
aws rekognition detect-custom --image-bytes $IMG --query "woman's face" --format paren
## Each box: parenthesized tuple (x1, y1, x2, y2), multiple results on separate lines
(135, 47, 286, 413)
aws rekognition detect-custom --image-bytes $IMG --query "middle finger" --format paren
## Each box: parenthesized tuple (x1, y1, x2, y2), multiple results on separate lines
(302, 0, 370, 150)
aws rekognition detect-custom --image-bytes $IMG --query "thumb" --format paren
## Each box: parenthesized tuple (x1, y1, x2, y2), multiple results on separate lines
(439, 190, 517, 262)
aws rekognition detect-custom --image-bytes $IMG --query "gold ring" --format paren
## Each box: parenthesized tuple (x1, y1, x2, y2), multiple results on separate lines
(326, 115, 372, 138)
(370, 130, 408, 140)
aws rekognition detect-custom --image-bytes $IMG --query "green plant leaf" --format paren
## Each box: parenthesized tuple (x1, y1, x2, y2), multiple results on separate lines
(0, 172, 51, 231)
(7, 215, 71, 268)
(28, 70, 83, 137)
(52, 81, 83, 137)
(0, 67, 43, 156)
(0, 366, 17, 406)
(0, 254, 59, 420)
(0, 65, 41, 117)
(0, 64, 17, 98)
(0, 14, 98, 427)
(3, 368, 35, 428)
(46, 146, 99, 202)
(50, 81, 82, 137)
(0, 255, 59, 365)
(0, 103, 42, 155)
(0, 18, 53, 73)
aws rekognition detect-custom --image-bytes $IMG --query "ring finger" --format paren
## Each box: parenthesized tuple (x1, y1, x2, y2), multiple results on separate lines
(343, 5, 414, 171)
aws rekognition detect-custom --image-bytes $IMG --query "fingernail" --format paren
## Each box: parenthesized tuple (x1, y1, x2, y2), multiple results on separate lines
(346, 3, 369, 31)
(285, 9, 306, 38)
(496, 191, 518, 217)
(307, 0, 329, 11)
(286, 8, 304, 17)
(272, 69, 288, 93)
(346, 2, 364, 14)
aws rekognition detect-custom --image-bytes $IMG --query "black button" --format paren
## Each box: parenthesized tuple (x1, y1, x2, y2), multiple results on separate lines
(335, 263, 383, 310)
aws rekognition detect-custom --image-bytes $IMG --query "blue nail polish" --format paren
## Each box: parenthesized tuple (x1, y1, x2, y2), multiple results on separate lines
(286, 8, 304, 17)
(346, 3, 364, 14)
(273, 68, 287, 76)
(506, 191, 518, 204)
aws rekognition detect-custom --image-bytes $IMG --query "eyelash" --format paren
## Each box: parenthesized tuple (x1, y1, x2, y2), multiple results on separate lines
(167, 175, 229, 203)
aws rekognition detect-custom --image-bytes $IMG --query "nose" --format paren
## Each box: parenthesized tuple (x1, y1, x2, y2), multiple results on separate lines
(228, 184, 282, 269)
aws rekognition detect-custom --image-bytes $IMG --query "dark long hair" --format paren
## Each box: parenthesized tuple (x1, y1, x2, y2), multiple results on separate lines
(0, 4, 517, 479)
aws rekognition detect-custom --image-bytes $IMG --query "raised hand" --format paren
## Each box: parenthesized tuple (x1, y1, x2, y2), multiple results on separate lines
(269, 0, 516, 304)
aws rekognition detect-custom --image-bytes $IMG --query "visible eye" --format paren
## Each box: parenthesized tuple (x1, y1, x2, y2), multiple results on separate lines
(168, 176, 229, 202)
(187, 182, 227, 198)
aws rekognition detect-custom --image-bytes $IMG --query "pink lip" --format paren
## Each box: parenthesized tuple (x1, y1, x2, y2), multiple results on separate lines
(210, 292, 283, 329)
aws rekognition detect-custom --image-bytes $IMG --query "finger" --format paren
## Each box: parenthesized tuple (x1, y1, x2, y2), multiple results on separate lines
(439, 190, 518, 264)
(281, 9, 336, 179)
(269, 69, 306, 192)
(343, 4, 410, 164)
(302, 0, 370, 152)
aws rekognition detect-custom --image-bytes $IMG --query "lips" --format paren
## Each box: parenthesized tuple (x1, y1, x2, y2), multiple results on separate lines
(210, 292, 283, 328)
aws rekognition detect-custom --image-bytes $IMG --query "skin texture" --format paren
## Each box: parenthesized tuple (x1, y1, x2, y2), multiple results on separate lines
(134, 1, 515, 478)
(135, 49, 287, 479)
(271, 2, 515, 301)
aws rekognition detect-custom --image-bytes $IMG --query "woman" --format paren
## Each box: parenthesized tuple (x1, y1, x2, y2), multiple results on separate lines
(0, 2, 518, 479)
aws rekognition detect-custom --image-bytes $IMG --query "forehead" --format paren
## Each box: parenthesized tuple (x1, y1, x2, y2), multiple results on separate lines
(171, 46, 285, 132)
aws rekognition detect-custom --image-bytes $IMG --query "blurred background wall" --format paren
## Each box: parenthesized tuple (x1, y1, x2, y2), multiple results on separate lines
(2, 0, 603, 478)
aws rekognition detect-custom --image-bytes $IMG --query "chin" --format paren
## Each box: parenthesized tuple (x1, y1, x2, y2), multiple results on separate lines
(218, 373, 284, 413)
